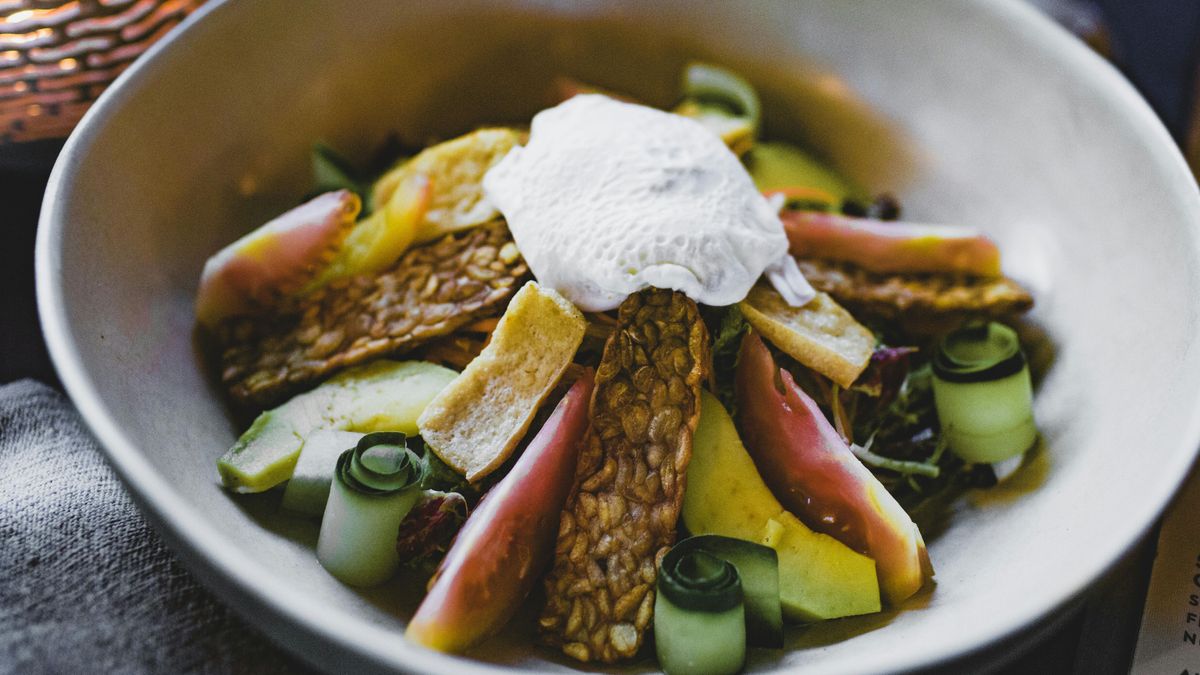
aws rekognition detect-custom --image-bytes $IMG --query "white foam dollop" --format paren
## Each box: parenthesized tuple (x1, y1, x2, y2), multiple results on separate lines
(482, 94, 812, 312)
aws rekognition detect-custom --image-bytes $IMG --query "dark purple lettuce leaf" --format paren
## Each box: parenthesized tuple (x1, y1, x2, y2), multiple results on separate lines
(852, 346, 917, 406)
(396, 490, 468, 570)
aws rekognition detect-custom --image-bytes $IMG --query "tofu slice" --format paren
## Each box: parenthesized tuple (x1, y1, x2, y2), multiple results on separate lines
(739, 283, 874, 388)
(418, 281, 586, 481)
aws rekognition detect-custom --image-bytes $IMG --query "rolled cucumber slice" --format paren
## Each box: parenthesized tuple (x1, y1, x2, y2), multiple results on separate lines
(932, 322, 1038, 463)
(667, 534, 783, 648)
(681, 62, 761, 134)
(655, 548, 746, 675)
(655, 592, 745, 675)
(674, 62, 760, 155)
(281, 430, 364, 516)
(316, 432, 425, 587)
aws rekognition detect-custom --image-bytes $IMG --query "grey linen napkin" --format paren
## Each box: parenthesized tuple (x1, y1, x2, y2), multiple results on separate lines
(0, 379, 313, 675)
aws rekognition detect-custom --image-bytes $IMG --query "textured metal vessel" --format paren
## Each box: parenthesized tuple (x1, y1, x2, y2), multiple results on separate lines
(0, 0, 203, 144)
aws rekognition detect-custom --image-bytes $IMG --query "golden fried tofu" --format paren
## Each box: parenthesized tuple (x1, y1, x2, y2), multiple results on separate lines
(417, 281, 586, 481)
(739, 283, 875, 388)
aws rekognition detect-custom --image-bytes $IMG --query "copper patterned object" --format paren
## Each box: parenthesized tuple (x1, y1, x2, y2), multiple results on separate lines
(0, 0, 203, 144)
(539, 288, 709, 663)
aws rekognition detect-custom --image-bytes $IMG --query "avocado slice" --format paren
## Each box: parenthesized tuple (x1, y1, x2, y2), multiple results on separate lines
(745, 141, 860, 204)
(682, 391, 881, 622)
(217, 360, 457, 493)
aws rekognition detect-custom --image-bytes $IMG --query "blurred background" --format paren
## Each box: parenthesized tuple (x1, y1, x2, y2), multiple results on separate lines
(1, 0, 1197, 672)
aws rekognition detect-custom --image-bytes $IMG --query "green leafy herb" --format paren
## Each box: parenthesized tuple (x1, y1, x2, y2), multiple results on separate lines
(850, 435, 941, 478)
(711, 305, 748, 355)
(850, 361, 993, 512)
(784, 198, 837, 213)
(395, 490, 469, 572)
(706, 305, 749, 415)
(311, 142, 369, 206)
(404, 434, 474, 496)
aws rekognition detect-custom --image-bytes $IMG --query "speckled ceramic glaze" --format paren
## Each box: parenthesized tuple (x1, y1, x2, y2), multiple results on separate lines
(36, 1, 1200, 673)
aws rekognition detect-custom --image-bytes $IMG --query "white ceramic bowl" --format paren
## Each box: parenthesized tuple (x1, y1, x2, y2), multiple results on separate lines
(36, 1, 1200, 672)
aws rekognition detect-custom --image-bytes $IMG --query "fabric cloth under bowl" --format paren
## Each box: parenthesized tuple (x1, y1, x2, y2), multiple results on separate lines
(0, 379, 309, 675)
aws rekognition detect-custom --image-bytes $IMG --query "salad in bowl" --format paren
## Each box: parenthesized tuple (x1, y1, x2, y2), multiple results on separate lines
(198, 64, 1038, 673)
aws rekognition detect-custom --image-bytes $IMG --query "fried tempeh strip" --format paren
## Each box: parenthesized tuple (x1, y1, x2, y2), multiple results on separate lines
(218, 220, 529, 407)
(538, 288, 709, 664)
(796, 257, 1033, 335)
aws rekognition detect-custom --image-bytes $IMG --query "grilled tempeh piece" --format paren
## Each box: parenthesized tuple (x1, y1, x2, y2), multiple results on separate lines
(796, 257, 1033, 335)
(539, 288, 709, 663)
(218, 220, 528, 407)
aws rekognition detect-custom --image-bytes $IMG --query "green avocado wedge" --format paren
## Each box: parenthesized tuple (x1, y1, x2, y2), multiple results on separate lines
(745, 141, 861, 205)
(683, 391, 881, 622)
(217, 360, 457, 493)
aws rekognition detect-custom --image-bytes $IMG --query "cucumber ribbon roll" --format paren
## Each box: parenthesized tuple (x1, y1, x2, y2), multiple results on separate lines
(655, 535, 783, 675)
(682, 62, 761, 133)
(675, 62, 761, 155)
(281, 430, 365, 517)
(932, 322, 1038, 463)
(317, 432, 426, 586)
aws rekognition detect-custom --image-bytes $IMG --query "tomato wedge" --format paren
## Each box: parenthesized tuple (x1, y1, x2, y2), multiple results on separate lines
(783, 210, 1001, 277)
(735, 333, 931, 605)
(406, 370, 593, 652)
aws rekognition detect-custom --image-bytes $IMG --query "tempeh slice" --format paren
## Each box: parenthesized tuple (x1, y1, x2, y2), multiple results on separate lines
(218, 220, 528, 407)
(538, 288, 709, 663)
(796, 257, 1033, 335)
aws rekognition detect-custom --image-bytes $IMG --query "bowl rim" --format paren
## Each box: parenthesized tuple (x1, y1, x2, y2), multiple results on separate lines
(35, 0, 1200, 672)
